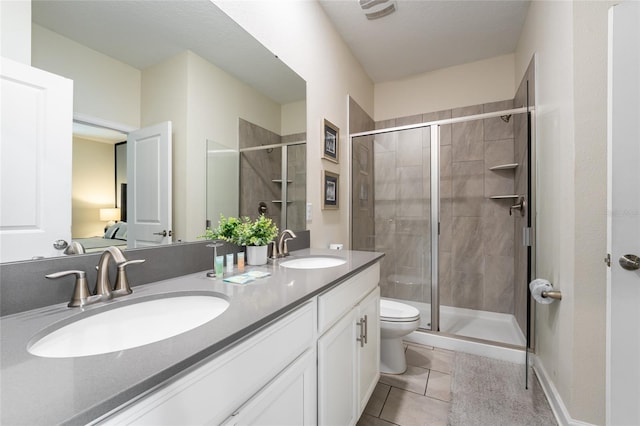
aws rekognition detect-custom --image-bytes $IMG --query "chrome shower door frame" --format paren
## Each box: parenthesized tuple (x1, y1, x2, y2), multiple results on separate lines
(350, 106, 530, 335)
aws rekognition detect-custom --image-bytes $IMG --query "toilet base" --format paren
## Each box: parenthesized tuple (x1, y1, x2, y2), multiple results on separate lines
(380, 337, 407, 374)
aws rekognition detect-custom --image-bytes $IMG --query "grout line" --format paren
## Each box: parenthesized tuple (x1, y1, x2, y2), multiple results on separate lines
(423, 368, 430, 396)
(378, 383, 392, 418)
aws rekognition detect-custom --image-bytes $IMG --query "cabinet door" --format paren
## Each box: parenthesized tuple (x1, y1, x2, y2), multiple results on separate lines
(317, 309, 358, 426)
(224, 349, 316, 426)
(357, 287, 380, 415)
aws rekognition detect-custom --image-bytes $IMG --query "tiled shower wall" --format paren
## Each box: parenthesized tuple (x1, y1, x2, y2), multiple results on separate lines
(373, 100, 518, 315)
(238, 119, 306, 231)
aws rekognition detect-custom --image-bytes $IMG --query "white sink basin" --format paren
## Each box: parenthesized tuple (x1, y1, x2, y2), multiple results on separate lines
(28, 294, 229, 358)
(280, 256, 346, 269)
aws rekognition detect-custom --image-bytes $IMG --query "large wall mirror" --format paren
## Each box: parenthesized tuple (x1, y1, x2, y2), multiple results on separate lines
(17, 0, 306, 262)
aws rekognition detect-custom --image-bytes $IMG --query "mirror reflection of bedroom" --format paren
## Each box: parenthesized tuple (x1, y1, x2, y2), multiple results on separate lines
(71, 121, 128, 253)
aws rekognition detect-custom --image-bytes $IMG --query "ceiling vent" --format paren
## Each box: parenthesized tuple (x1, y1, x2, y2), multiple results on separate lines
(359, 0, 397, 20)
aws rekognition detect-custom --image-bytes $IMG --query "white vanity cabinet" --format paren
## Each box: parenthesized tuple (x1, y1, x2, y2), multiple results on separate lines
(100, 301, 316, 426)
(317, 264, 381, 426)
(99, 262, 381, 426)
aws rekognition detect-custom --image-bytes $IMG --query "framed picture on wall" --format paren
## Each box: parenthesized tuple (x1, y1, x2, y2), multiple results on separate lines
(322, 170, 339, 210)
(322, 119, 339, 163)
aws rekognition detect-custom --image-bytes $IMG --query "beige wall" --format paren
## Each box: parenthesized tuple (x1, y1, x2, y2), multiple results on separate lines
(215, 0, 374, 249)
(32, 25, 141, 129)
(282, 100, 307, 136)
(71, 137, 115, 238)
(374, 54, 516, 121)
(515, 1, 613, 424)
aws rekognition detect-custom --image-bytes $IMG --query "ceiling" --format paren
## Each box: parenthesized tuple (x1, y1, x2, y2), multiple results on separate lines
(32, 0, 530, 100)
(318, 0, 531, 83)
(31, 0, 305, 105)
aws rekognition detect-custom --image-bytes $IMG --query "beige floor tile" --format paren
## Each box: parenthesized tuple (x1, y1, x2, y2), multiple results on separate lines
(425, 370, 451, 402)
(405, 344, 453, 373)
(379, 365, 430, 395)
(380, 387, 450, 426)
(357, 413, 398, 426)
(364, 382, 391, 417)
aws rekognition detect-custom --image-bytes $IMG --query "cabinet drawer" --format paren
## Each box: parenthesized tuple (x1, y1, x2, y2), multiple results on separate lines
(102, 302, 314, 426)
(317, 263, 379, 335)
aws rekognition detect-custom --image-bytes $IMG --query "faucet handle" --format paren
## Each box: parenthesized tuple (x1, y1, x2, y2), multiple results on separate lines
(268, 241, 279, 259)
(113, 259, 145, 296)
(282, 237, 294, 256)
(46, 270, 92, 308)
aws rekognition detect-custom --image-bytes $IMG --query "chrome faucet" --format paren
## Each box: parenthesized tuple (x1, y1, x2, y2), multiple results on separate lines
(46, 246, 143, 308)
(277, 229, 297, 257)
(95, 246, 127, 299)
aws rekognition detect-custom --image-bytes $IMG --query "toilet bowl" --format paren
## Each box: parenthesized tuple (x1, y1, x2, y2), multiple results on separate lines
(380, 298, 420, 374)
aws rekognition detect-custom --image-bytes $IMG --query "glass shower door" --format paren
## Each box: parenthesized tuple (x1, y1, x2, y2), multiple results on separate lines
(352, 125, 434, 331)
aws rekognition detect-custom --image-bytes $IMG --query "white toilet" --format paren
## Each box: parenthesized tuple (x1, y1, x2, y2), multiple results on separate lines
(380, 298, 421, 374)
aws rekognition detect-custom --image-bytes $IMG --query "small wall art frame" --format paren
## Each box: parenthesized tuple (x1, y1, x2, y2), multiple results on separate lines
(322, 119, 339, 163)
(322, 170, 339, 210)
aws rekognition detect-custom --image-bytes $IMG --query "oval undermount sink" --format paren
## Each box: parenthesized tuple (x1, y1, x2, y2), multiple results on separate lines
(28, 293, 229, 358)
(279, 256, 346, 269)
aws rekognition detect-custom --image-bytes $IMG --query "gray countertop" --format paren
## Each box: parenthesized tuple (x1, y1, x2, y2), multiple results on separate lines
(0, 248, 383, 425)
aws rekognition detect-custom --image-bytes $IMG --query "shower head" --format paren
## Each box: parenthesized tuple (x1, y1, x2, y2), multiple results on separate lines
(500, 115, 512, 123)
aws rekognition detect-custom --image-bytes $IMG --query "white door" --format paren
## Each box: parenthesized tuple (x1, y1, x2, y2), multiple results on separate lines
(126, 122, 172, 248)
(606, 2, 640, 425)
(0, 58, 73, 262)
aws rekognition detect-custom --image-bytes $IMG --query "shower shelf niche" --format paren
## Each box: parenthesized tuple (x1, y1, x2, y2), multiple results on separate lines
(488, 163, 519, 171)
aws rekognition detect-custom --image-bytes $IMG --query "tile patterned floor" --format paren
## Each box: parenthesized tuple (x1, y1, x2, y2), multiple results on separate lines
(358, 343, 453, 426)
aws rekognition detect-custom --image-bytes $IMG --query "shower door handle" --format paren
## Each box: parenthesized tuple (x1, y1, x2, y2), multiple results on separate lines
(509, 197, 526, 216)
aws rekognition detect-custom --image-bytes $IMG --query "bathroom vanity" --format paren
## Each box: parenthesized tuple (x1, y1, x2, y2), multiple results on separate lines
(0, 248, 382, 425)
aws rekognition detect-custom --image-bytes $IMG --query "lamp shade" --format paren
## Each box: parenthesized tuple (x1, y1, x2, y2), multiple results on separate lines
(100, 208, 121, 222)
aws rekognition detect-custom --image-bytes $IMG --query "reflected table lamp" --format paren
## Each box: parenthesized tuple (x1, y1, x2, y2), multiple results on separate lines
(100, 208, 121, 232)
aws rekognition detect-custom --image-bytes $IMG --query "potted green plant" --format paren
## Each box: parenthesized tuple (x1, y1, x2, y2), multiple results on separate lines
(201, 214, 278, 265)
(237, 215, 278, 265)
(200, 215, 245, 243)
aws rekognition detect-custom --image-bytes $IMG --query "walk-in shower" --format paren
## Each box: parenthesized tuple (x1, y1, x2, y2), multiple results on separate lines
(350, 99, 534, 355)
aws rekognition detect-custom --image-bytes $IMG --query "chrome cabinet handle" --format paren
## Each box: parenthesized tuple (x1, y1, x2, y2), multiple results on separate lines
(356, 317, 365, 347)
(363, 315, 368, 344)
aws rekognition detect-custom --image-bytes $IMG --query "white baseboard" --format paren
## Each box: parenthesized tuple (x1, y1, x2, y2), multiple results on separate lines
(532, 355, 596, 426)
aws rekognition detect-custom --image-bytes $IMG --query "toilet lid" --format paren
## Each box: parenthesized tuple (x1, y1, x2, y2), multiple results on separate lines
(380, 299, 420, 322)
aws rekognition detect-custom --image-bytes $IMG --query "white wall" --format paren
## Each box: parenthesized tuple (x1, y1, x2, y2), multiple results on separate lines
(142, 50, 283, 241)
(515, 1, 613, 424)
(32, 24, 141, 129)
(1, 0, 31, 64)
(375, 54, 516, 120)
(141, 52, 189, 241)
(185, 51, 282, 240)
(215, 0, 374, 249)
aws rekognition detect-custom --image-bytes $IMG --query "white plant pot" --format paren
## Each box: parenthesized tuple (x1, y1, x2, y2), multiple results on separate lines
(246, 245, 268, 266)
